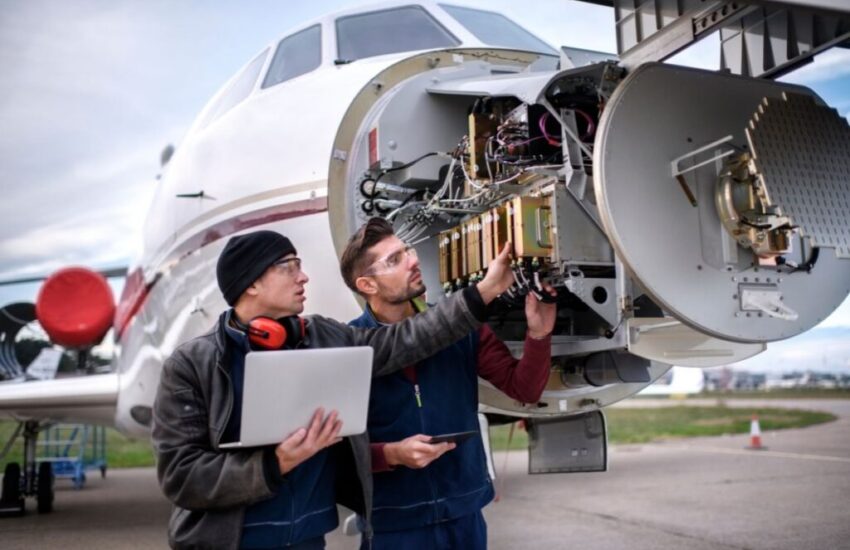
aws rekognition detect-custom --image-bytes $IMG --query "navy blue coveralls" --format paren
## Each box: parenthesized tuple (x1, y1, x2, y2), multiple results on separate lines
(350, 304, 493, 550)
(223, 311, 337, 549)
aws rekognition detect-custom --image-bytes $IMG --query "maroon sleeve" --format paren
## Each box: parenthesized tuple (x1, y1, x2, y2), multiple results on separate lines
(370, 442, 393, 473)
(476, 324, 551, 404)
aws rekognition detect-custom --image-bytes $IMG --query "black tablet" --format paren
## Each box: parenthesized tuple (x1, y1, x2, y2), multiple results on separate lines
(428, 430, 478, 444)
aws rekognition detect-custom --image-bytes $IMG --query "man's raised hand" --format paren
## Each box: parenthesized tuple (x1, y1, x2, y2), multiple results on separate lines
(526, 282, 557, 339)
(477, 242, 514, 305)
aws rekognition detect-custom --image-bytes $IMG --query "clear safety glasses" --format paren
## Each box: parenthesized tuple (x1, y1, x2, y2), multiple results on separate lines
(271, 257, 303, 277)
(362, 245, 417, 276)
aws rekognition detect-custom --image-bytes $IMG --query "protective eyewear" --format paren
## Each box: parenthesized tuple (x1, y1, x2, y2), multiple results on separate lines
(362, 245, 417, 276)
(271, 257, 303, 276)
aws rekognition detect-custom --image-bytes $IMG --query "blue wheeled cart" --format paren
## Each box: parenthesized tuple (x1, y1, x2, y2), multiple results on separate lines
(36, 424, 107, 489)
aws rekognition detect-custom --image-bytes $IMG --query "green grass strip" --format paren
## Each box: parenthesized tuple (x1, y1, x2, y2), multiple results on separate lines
(0, 424, 155, 469)
(702, 389, 850, 399)
(488, 406, 835, 451)
(0, 405, 836, 468)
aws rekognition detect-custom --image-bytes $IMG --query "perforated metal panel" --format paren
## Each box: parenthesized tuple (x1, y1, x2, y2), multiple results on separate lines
(593, 63, 850, 343)
(747, 93, 850, 259)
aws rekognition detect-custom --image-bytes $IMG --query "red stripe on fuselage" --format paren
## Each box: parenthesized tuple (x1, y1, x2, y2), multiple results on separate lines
(115, 196, 328, 339)
(169, 196, 329, 266)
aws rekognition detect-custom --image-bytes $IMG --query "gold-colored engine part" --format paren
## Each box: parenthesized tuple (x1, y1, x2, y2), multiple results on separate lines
(450, 228, 463, 281)
(510, 195, 554, 258)
(438, 231, 452, 284)
(465, 217, 483, 274)
(459, 224, 469, 280)
(481, 211, 494, 270)
(438, 196, 555, 285)
(468, 113, 497, 182)
(715, 153, 793, 258)
(493, 204, 511, 257)
(481, 204, 509, 272)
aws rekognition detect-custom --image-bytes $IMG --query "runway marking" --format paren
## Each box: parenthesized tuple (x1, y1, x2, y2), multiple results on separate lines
(668, 445, 850, 464)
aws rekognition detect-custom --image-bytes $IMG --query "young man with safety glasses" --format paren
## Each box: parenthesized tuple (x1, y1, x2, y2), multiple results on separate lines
(152, 229, 516, 550)
(339, 218, 556, 549)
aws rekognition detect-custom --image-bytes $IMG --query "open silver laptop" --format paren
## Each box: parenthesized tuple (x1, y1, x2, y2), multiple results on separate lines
(219, 346, 373, 449)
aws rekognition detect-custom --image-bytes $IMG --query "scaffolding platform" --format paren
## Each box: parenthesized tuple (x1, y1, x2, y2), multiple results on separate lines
(36, 424, 107, 489)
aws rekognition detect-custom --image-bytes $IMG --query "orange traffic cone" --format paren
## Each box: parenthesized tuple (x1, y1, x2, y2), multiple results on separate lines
(747, 413, 766, 450)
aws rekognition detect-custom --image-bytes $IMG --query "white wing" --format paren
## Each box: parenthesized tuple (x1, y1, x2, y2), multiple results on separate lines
(0, 374, 118, 427)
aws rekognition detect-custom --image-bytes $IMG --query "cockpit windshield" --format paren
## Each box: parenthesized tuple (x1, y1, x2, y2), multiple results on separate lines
(440, 4, 557, 55)
(336, 5, 460, 62)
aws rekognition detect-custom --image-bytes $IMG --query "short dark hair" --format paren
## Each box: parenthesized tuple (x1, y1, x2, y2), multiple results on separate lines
(340, 217, 396, 293)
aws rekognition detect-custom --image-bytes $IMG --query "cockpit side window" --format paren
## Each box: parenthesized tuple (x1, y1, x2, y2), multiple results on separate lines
(199, 48, 268, 130)
(262, 24, 322, 89)
(440, 4, 557, 55)
(336, 5, 460, 62)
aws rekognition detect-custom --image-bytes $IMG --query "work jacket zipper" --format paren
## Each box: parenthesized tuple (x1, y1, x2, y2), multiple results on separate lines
(407, 365, 439, 513)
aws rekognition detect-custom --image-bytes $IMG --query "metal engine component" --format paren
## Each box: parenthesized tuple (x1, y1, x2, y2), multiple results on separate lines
(594, 62, 850, 343)
(327, 49, 850, 416)
(437, 194, 554, 287)
(746, 92, 850, 260)
(715, 92, 850, 262)
(715, 152, 794, 258)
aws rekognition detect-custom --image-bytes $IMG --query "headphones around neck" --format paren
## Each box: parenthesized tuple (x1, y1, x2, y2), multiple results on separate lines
(247, 315, 306, 350)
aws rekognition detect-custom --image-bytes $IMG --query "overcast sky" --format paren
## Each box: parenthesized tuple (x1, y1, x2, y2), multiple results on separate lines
(0, 0, 848, 370)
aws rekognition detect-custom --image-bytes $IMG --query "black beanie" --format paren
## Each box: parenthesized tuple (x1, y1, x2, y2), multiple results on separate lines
(216, 231, 297, 306)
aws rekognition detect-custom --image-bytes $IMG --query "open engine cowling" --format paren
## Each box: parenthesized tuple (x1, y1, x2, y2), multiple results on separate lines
(326, 49, 850, 416)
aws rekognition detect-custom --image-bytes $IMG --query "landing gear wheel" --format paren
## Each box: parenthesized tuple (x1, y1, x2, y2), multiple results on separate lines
(1, 462, 24, 516)
(36, 462, 54, 514)
(1, 463, 21, 501)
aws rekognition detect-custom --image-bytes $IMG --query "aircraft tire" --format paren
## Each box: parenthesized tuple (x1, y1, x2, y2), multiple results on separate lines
(36, 462, 54, 514)
(1, 462, 24, 515)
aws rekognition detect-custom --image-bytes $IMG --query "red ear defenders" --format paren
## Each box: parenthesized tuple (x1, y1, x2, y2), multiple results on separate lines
(247, 315, 306, 350)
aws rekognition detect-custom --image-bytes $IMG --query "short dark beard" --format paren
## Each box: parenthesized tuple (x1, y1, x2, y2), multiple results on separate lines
(385, 283, 427, 305)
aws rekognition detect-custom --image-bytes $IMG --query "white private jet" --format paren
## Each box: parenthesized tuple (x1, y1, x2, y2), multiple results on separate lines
(637, 366, 706, 397)
(1, 0, 849, 513)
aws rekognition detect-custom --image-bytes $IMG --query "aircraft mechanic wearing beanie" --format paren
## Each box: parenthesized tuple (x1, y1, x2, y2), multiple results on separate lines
(216, 230, 297, 306)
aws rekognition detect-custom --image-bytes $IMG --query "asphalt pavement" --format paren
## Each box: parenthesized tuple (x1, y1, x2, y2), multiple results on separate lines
(1, 399, 847, 550)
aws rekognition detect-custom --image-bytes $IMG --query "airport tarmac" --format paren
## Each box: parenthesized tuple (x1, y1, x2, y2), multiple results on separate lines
(1, 399, 848, 549)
